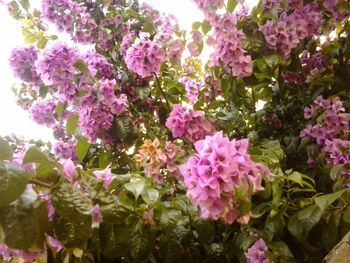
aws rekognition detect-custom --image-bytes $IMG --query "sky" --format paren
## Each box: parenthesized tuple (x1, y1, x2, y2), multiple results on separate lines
(0, 0, 255, 142)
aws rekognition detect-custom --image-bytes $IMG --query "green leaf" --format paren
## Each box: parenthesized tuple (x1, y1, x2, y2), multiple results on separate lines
(314, 189, 347, 210)
(160, 209, 182, 225)
(143, 21, 155, 34)
(287, 204, 324, 240)
(0, 162, 29, 207)
(0, 188, 48, 250)
(201, 20, 211, 34)
(23, 147, 52, 164)
(52, 182, 93, 223)
(76, 136, 90, 161)
(100, 223, 132, 259)
(263, 54, 279, 68)
(19, 0, 30, 10)
(130, 229, 154, 261)
(227, 0, 237, 12)
(343, 206, 350, 223)
(36, 36, 47, 49)
(192, 21, 201, 30)
(73, 59, 90, 75)
(0, 137, 13, 161)
(141, 187, 159, 204)
(54, 215, 92, 248)
(56, 102, 65, 117)
(66, 114, 79, 135)
(124, 179, 145, 200)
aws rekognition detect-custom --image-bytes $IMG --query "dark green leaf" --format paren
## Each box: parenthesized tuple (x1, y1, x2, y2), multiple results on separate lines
(124, 179, 145, 200)
(0, 161, 29, 206)
(201, 20, 211, 34)
(0, 137, 13, 161)
(66, 114, 79, 135)
(227, 0, 237, 12)
(73, 59, 90, 75)
(52, 182, 93, 223)
(23, 147, 52, 165)
(314, 189, 347, 210)
(0, 188, 48, 250)
(76, 136, 90, 161)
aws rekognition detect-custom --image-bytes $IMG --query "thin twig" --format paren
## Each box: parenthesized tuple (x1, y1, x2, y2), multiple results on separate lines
(29, 178, 52, 188)
(153, 73, 171, 111)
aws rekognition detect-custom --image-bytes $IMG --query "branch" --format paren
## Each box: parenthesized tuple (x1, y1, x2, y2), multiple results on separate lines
(153, 73, 171, 111)
(29, 178, 53, 188)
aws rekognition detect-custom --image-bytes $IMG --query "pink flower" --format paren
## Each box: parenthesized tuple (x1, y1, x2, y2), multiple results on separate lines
(179, 77, 201, 104)
(125, 38, 165, 78)
(180, 132, 270, 224)
(166, 105, 216, 143)
(93, 168, 114, 188)
(167, 39, 184, 63)
(245, 239, 268, 263)
(63, 159, 77, 182)
(48, 236, 63, 252)
(91, 204, 103, 228)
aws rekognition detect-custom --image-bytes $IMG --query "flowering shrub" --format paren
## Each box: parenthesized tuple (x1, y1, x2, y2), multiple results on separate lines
(1, 0, 350, 262)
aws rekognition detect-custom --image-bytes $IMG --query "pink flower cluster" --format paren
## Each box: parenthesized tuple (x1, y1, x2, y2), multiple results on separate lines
(124, 38, 165, 78)
(301, 97, 350, 186)
(9, 46, 40, 84)
(180, 132, 270, 223)
(120, 32, 135, 57)
(179, 77, 201, 104)
(29, 99, 57, 127)
(165, 105, 216, 143)
(324, 0, 349, 22)
(262, 0, 280, 10)
(210, 14, 253, 78)
(42, 0, 97, 44)
(77, 79, 128, 143)
(282, 71, 303, 86)
(301, 52, 325, 82)
(260, 3, 322, 57)
(192, 0, 224, 12)
(52, 138, 77, 160)
(245, 239, 269, 263)
(323, 139, 350, 166)
(301, 96, 349, 145)
(83, 51, 115, 79)
(167, 39, 185, 64)
(36, 43, 80, 102)
(0, 245, 45, 263)
(263, 113, 282, 128)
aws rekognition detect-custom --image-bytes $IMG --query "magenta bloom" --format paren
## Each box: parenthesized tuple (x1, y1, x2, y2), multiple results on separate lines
(179, 77, 201, 104)
(180, 132, 270, 223)
(124, 38, 165, 78)
(52, 139, 77, 160)
(120, 32, 135, 57)
(63, 159, 77, 182)
(167, 39, 184, 63)
(83, 51, 115, 79)
(9, 46, 40, 84)
(29, 99, 56, 127)
(48, 236, 64, 252)
(93, 168, 114, 188)
(245, 239, 269, 263)
(210, 14, 252, 78)
(260, 3, 322, 57)
(166, 105, 216, 143)
(91, 204, 103, 228)
(36, 43, 80, 102)
(193, 0, 224, 12)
